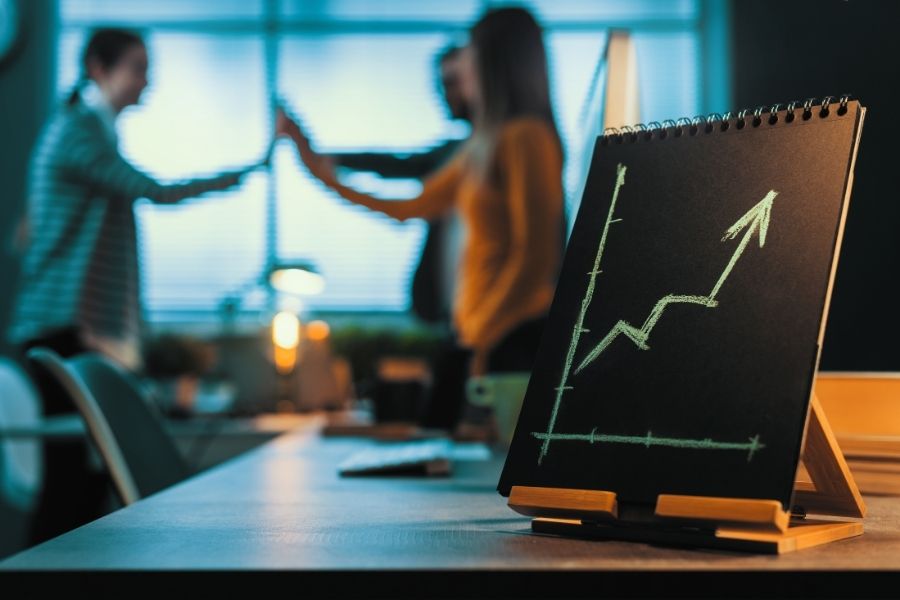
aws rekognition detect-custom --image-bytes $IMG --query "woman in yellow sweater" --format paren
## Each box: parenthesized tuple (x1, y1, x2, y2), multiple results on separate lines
(278, 7, 564, 380)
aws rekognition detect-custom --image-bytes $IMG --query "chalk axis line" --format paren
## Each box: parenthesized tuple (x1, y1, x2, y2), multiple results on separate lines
(534, 163, 776, 465)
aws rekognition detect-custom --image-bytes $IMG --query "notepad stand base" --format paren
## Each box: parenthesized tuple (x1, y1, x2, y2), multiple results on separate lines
(508, 395, 866, 554)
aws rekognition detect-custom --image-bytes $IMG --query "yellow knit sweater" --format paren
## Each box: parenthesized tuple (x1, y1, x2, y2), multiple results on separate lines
(327, 116, 563, 370)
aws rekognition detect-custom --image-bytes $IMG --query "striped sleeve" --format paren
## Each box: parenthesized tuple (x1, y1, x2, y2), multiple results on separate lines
(59, 116, 249, 205)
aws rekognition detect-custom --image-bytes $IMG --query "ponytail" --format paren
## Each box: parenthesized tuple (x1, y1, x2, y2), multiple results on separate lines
(66, 76, 88, 107)
(66, 28, 144, 108)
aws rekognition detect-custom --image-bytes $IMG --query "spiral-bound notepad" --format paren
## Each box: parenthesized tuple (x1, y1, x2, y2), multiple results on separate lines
(499, 96, 866, 510)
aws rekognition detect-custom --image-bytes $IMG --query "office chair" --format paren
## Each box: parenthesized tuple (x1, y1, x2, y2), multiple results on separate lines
(27, 348, 190, 506)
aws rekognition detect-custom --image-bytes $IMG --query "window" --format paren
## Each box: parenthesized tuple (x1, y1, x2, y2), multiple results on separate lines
(56, 0, 724, 329)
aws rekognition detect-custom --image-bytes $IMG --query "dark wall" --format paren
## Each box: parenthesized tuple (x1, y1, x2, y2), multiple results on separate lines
(0, 0, 57, 356)
(731, 0, 900, 370)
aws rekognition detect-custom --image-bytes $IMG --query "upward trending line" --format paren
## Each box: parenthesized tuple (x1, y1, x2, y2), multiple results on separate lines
(574, 190, 777, 375)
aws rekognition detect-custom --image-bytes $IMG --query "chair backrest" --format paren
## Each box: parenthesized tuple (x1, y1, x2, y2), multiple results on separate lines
(0, 357, 43, 512)
(27, 348, 190, 505)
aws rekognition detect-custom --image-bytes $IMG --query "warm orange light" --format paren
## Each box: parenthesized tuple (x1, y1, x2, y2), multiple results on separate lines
(272, 311, 300, 374)
(272, 311, 300, 349)
(305, 320, 330, 342)
(273, 345, 296, 374)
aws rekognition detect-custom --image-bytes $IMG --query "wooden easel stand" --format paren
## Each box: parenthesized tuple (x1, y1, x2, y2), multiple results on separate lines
(508, 396, 865, 554)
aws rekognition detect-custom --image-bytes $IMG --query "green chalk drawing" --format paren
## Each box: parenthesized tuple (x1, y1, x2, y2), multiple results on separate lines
(538, 163, 627, 465)
(532, 430, 765, 462)
(535, 182, 777, 465)
(574, 190, 777, 374)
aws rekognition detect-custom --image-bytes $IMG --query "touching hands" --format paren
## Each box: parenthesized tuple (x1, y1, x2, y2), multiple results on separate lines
(274, 104, 339, 187)
(274, 105, 303, 143)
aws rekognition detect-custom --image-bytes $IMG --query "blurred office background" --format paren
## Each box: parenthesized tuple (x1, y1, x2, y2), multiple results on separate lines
(1, 0, 735, 416)
(5, 1, 898, 371)
(2, 0, 899, 556)
(4, 0, 725, 328)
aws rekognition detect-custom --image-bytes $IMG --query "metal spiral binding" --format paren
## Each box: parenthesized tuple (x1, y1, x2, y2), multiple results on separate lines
(785, 101, 798, 123)
(752, 106, 767, 127)
(838, 94, 851, 115)
(598, 95, 854, 144)
(719, 112, 732, 131)
(631, 123, 651, 141)
(601, 126, 622, 144)
(802, 98, 817, 120)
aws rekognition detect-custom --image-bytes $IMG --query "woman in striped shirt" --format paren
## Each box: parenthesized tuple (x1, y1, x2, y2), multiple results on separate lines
(9, 29, 265, 373)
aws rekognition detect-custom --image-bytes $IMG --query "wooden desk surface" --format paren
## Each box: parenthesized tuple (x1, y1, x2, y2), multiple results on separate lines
(3, 422, 900, 597)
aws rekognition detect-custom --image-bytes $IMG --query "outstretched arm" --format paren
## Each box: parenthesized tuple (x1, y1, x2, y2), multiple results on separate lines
(61, 117, 259, 204)
(276, 107, 462, 222)
(330, 141, 457, 179)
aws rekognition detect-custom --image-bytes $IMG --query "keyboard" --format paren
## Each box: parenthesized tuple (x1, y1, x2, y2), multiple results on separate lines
(338, 439, 454, 477)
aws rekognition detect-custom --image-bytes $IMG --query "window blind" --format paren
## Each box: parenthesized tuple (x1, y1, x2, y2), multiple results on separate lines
(56, 0, 708, 328)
